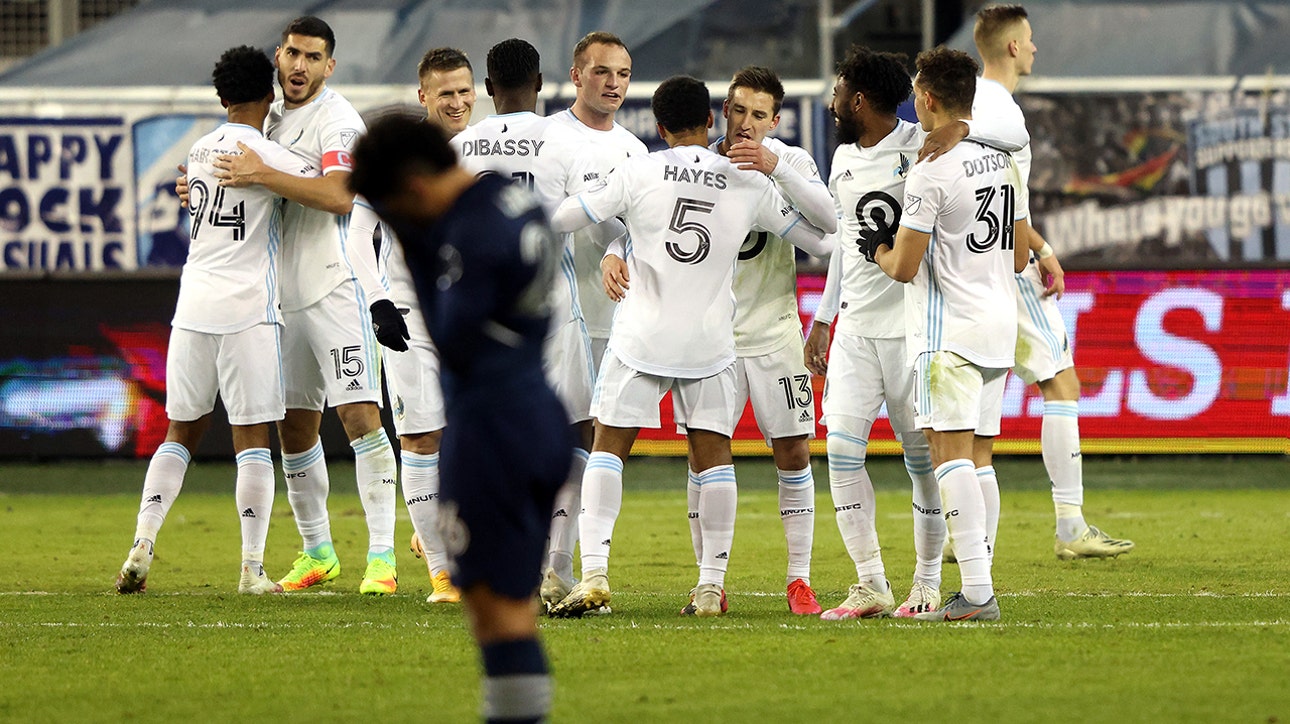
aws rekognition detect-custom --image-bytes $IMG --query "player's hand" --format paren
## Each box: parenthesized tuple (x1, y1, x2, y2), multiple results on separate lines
(175, 164, 190, 208)
(1037, 253, 1065, 299)
(728, 138, 779, 176)
(370, 299, 410, 352)
(213, 141, 266, 188)
(917, 120, 970, 163)
(601, 255, 629, 302)
(855, 228, 891, 265)
(804, 320, 831, 376)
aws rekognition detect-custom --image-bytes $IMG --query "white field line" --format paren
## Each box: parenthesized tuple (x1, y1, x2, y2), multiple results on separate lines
(0, 619, 1287, 632)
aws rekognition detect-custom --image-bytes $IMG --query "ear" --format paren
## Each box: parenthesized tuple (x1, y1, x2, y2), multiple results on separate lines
(535, 73, 543, 93)
(854, 92, 864, 111)
(417, 87, 428, 107)
(569, 65, 580, 86)
(272, 47, 282, 69)
(484, 77, 495, 97)
(1009, 39, 1020, 58)
(721, 98, 731, 120)
(323, 57, 336, 79)
(706, 110, 714, 129)
(768, 112, 781, 132)
(656, 122, 667, 141)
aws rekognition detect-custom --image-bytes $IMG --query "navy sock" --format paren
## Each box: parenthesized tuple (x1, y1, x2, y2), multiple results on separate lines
(480, 638, 551, 723)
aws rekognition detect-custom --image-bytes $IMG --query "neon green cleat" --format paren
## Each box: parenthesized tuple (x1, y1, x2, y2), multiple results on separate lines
(359, 553, 397, 595)
(278, 545, 340, 592)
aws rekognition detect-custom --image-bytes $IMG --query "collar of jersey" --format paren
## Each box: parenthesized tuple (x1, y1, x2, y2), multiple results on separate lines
(488, 111, 537, 119)
(222, 122, 263, 134)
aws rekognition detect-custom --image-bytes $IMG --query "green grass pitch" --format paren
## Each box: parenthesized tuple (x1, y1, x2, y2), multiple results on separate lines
(0, 455, 1287, 722)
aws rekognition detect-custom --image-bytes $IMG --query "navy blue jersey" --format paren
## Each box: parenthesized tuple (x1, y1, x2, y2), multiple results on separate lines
(394, 174, 559, 398)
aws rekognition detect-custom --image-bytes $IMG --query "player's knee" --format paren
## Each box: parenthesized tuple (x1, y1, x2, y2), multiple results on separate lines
(771, 436, 811, 470)
(826, 430, 869, 477)
(336, 401, 383, 441)
(400, 429, 442, 454)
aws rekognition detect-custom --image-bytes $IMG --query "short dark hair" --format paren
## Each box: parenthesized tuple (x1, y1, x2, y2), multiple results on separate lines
(212, 45, 274, 106)
(572, 31, 627, 67)
(836, 45, 911, 117)
(418, 47, 472, 81)
(281, 16, 336, 57)
(652, 75, 710, 134)
(914, 46, 979, 117)
(487, 38, 540, 90)
(727, 66, 784, 114)
(974, 4, 1029, 58)
(349, 114, 458, 204)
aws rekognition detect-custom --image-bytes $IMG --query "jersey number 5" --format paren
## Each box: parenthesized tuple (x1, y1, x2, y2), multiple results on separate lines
(666, 197, 715, 264)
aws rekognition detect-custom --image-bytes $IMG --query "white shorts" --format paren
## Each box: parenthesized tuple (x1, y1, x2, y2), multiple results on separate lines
(592, 350, 739, 437)
(821, 332, 916, 434)
(732, 341, 816, 445)
(281, 280, 383, 411)
(912, 351, 1008, 436)
(165, 323, 285, 425)
(588, 335, 609, 379)
(1013, 263, 1074, 385)
(544, 318, 596, 424)
(383, 306, 446, 437)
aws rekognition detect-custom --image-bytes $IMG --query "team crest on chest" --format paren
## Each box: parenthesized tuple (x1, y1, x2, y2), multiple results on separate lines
(894, 153, 911, 179)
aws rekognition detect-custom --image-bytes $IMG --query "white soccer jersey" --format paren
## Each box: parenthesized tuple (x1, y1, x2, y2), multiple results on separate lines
(549, 108, 648, 339)
(266, 88, 365, 312)
(718, 136, 828, 355)
(451, 112, 600, 329)
(900, 140, 1029, 368)
(175, 123, 313, 334)
(572, 144, 810, 378)
(824, 120, 923, 339)
(973, 77, 1032, 185)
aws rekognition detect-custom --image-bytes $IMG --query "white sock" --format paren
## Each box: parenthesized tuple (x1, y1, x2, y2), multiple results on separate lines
(1043, 400, 1088, 540)
(827, 429, 884, 586)
(352, 428, 397, 555)
(938, 460, 993, 603)
(235, 448, 275, 564)
(578, 452, 623, 576)
(282, 440, 332, 551)
(976, 465, 1000, 562)
(696, 465, 737, 588)
(902, 434, 944, 589)
(778, 466, 815, 585)
(686, 468, 702, 568)
(547, 448, 588, 581)
(402, 450, 448, 575)
(133, 441, 190, 544)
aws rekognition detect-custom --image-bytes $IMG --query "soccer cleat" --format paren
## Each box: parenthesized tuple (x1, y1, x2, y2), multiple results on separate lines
(820, 581, 896, 620)
(913, 591, 1000, 621)
(680, 586, 729, 616)
(360, 554, 398, 595)
(786, 578, 822, 615)
(893, 582, 941, 618)
(1055, 525, 1135, 560)
(278, 546, 341, 592)
(539, 568, 574, 613)
(115, 540, 153, 594)
(427, 570, 461, 604)
(238, 564, 284, 594)
(693, 583, 727, 618)
(548, 569, 610, 618)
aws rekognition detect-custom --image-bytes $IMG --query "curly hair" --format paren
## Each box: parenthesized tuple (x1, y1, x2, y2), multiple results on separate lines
(835, 46, 911, 116)
(212, 46, 274, 106)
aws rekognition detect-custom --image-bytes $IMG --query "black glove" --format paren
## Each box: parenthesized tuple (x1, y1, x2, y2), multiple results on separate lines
(370, 299, 410, 352)
(855, 226, 893, 265)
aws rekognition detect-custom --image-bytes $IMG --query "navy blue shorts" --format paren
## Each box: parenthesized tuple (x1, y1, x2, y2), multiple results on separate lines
(437, 385, 573, 600)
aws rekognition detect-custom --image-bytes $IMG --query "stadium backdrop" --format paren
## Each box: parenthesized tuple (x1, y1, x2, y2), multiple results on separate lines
(1, 80, 1287, 458)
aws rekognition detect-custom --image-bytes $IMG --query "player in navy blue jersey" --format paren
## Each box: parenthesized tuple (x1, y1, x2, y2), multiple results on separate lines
(349, 114, 571, 724)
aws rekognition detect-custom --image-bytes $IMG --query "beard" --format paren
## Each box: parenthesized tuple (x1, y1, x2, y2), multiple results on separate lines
(834, 109, 860, 145)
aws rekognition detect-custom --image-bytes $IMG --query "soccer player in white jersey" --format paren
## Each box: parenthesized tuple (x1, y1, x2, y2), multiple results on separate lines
(973, 4, 1134, 560)
(872, 47, 1032, 621)
(546, 76, 835, 618)
(349, 47, 478, 605)
(544, 31, 648, 609)
(116, 46, 312, 595)
(449, 38, 608, 611)
(210, 16, 400, 595)
(807, 45, 1029, 619)
(700, 66, 838, 615)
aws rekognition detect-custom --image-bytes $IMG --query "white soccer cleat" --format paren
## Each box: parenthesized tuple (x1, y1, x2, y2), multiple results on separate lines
(115, 540, 153, 594)
(692, 584, 727, 618)
(548, 569, 610, 618)
(820, 581, 896, 620)
(1055, 525, 1135, 560)
(238, 564, 284, 594)
(893, 582, 941, 618)
(539, 568, 574, 613)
